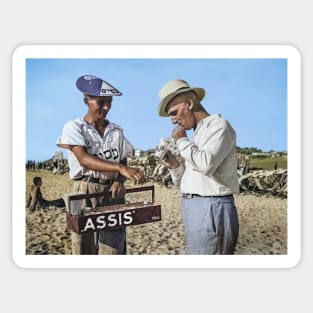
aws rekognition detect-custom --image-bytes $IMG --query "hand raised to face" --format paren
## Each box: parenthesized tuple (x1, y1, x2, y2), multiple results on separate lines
(172, 127, 187, 142)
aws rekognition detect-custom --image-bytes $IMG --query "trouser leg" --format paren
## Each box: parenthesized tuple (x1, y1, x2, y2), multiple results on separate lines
(181, 196, 239, 255)
(71, 231, 98, 255)
(98, 227, 127, 255)
(70, 180, 127, 255)
(98, 242, 118, 255)
(70, 181, 103, 255)
(97, 193, 127, 255)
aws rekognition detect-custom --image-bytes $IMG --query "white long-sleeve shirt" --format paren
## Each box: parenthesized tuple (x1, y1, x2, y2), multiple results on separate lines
(170, 114, 239, 196)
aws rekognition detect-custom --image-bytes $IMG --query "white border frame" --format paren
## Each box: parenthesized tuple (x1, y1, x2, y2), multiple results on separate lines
(12, 45, 301, 269)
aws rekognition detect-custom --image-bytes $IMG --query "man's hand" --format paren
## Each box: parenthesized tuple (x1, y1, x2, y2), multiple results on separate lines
(161, 150, 180, 169)
(119, 165, 145, 185)
(110, 181, 126, 199)
(71, 145, 145, 185)
(172, 127, 187, 141)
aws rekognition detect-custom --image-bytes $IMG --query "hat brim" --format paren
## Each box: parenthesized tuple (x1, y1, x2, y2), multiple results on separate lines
(158, 87, 205, 117)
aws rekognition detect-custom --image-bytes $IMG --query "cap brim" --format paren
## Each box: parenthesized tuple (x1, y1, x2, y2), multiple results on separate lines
(158, 87, 205, 117)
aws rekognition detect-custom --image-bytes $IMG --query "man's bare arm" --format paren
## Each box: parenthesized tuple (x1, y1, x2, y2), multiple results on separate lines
(71, 145, 145, 184)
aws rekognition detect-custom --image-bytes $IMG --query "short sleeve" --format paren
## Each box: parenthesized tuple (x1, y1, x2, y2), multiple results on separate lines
(56, 120, 86, 147)
(120, 135, 134, 160)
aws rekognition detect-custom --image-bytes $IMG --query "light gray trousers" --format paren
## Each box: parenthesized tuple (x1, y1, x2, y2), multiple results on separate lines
(181, 195, 239, 255)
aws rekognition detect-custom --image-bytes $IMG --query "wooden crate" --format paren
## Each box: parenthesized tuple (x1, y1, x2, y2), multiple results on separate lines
(66, 186, 161, 234)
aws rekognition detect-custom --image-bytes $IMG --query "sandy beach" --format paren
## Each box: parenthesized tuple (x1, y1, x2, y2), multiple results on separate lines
(25, 170, 287, 255)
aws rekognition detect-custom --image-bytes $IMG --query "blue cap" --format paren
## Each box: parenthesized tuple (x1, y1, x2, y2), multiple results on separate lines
(76, 75, 122, 96)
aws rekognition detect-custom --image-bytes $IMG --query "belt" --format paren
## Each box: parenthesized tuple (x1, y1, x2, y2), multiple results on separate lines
(182, 193, 233, 199)
(75, 176, 113, 185)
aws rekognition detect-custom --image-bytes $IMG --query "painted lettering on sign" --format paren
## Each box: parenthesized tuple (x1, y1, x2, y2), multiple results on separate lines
(81, 211, 134, 233)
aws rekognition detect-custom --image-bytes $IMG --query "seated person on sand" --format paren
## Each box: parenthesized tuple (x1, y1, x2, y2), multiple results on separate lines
(26, 176, 65, 211)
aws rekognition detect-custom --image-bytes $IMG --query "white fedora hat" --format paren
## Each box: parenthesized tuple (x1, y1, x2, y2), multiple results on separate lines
(158, 79, 205, 117)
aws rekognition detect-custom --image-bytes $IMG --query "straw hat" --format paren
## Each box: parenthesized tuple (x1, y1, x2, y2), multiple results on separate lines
(158, 79, 205, 117)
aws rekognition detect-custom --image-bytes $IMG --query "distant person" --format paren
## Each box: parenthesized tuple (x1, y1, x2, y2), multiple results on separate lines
(26, 176, 65, 211)
(157, 79, 240, 254)
(57, 74, 145, 255)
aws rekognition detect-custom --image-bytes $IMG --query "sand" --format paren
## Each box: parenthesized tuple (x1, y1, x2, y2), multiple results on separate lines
(25, 170, 287, 255)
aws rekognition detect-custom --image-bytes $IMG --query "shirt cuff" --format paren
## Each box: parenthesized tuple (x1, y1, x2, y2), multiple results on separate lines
(176, 137, 188, 145)
(169, 164, 185, 181)
(176, 137, 192, 154)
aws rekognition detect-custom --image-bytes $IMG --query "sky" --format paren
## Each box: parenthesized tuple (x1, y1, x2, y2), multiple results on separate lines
(25, 57, 287, 161)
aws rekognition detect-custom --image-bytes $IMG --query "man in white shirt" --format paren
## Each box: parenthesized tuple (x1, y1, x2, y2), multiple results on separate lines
(57, 75, 145, 254)
(157, 79, 239, 254)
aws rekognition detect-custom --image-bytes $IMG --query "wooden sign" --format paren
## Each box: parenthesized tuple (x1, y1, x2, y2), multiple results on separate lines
(66, 186, 161, 234)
